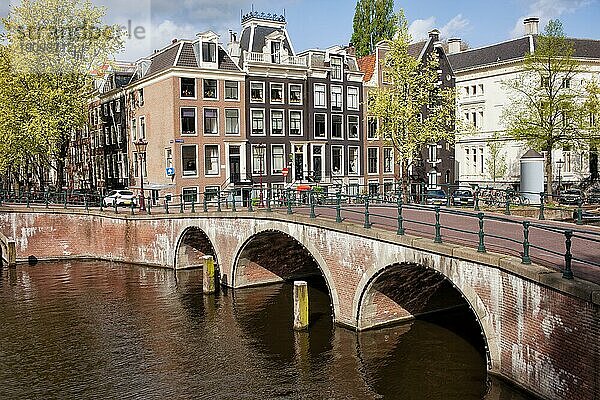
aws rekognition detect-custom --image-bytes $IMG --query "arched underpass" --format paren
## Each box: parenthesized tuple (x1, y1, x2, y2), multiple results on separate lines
(357, 263, 488, 361)
(175, 227, 219, 276)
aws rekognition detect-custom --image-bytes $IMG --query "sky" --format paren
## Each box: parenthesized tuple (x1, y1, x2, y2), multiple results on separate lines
(1, 0, 599, 61)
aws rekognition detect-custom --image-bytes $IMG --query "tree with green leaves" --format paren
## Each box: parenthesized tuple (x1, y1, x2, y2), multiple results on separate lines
(369, 10, 456, 199)
(0, 0, 123, 190)
(351, 0, 397, 58)
(485, 133, 508, 184)
(583, 79, 600, 180)
(501, 19, 588, 195)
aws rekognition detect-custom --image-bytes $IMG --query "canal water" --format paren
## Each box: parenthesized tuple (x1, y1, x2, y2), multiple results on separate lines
(0, 261, 534, 399)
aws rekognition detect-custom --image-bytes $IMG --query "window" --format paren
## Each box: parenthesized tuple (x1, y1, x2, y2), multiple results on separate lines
(368, 148, 379, 174)
(562, 78, 571, 89)
(271, 110, 284, 135)
(204, 186, 219, 202)
(272, 145, 285, 173)
(348, 116, 359, 139)
(590, 113, 597, 127)
(181, 108, 196, 135)
(131, 118, 137, 141)
(464, 86, 470, 96)
(428, 170, 438, 187)
(332, 115, 343, 139)
(348, 147, 359, 175)
(183, 188, 198, 204)
(347, 87, 359, 110)
(251, 82, 264, 102)
(103, 103, 108, 116)
(204, 145, 220, 175)
(471, 85, 477, 96)
(139, 116, 146, 139)
(290, 111, 302, 135)
(478, 84, 484, 95)
(270, 83, 283, 103)
(428, 144, 437, 162)
(181, 77, 195, 98)
(331, 86, 343, 111)
(115, 99, 121, 113)
(367, 117, 378, 139)
(202, 42, 216, 63)
(203, 108, 218, 134)
(331, 56, 342, 80)
(289, 84, 302, 104)
(271, 41, 281, 64)
(225, 81, 239, 100)
(138, 88, 144, 106)
(331, 146, 343, 175)
(182, 145, 197, 176)
(314, 114, 326, 138)
(251, 110, 265, 135)
(314, 83, 326, 107)
(225, 109, 239, 135)
(383, 147, 393, 173)
(165, 148, 173, 169)
(252, 145, 267, 175)
(203, 79, 217, 99)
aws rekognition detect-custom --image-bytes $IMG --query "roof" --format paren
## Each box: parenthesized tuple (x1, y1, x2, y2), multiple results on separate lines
(448, 36, 600, 72)
(408, 41, 428, 59)
(521, 149, 544, 159)
(240, 25, 293, 54)
(146, 44, 180, 76)
(357, 54, 375, 82)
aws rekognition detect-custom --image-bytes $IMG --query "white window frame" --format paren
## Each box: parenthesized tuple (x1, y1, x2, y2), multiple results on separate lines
(311, 143, 324, 180)
(347, 115, 359, 140)
(180, 77, 197, 99)
(367, 147, 379, 175)
(250, 108, 266, 136)
(182, 187, 199, 204)
(289, 110, 303, 136)
(289, 83, 303, 105)
(314, 83, 326, 108)
(271, 144, 285, 174)
(348, 146, 360, 176)
(331, 114, 344, 139)
(203, 107, 219, 135)
(331, 85, 343, 111)
(270, 82, 284, 104)
(224, 108, 240, 135)
(181, 144, 198, 177)
(180, 107, 198, 136)
(203, 78, 218, 100)
(347, 86, 359, 110)
(314, 113, 327, 139)
(224, 80, 240, 101)
(383, 147, 394, 174)
(139, 116, 146, 139)
(330, 56, 343, 81)
(331, 145, 344, 176)
(250, 81, 265, 103)
(204, 144, 221, 177)
(251, 144, 267, 176)
(270, 109, 285, 136)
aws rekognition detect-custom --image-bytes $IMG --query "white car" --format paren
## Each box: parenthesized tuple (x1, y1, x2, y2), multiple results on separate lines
(103, 190, 136, 207)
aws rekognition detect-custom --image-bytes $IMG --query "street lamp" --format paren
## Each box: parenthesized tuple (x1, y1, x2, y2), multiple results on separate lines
(254, 143, 267, 207)
(556, 159, 565, 197)
(134, 139, 148, 211)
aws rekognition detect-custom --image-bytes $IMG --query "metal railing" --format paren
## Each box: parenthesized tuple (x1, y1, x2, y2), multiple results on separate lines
(1, 187, 599, 280)
(244, 51, 308, 67)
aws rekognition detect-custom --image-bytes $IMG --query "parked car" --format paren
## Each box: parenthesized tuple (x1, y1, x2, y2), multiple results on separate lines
(103, 190, 136, 207)
(586, 187, 600, 204)
(558, 189, 584, 205)
(452, 189, 475, 207)
(425, 189, 447, 205)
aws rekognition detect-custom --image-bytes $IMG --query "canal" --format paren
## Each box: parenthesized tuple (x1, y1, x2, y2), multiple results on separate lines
(0, 261, 534, 399)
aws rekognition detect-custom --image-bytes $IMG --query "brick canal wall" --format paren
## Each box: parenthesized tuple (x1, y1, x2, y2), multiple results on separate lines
(0, 208, 598, 400)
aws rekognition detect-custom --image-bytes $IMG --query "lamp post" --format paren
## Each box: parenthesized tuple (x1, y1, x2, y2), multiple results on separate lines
(556, 159, 565, 197)
(254, 143, 266, 207)
(134, 139, 148, 211)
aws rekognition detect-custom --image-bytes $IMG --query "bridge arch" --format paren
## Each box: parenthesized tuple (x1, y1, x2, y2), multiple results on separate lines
(173, 226, 221, 274)
(353, 249, 500, 372)
(230, 223, 341, 323)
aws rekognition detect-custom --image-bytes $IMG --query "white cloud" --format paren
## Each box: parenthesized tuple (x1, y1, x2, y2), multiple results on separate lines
(510, 0, 593, 37)
(409, 14, 470, 42)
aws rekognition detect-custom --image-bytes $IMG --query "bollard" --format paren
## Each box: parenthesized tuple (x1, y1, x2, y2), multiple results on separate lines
(477, 213, 486, 253)
(180, 194, 184, 213)
(335, 192, 342, 223)
(521, 221, 531, 265)
(538, 192, 545, 220)
(363, 195, 372, 228)
(474, 190, 480, 211)
(293, 281, 309, 331)
(396, 195, 405, 236)
(202, 255, 216, 294)
(267, 189, 273, 212)
(562, 230, 574, 279)
(504, 189, 511, 215)
(434, 206, 442, 243)
(286, 188, 292, 215)
(576, 200, 583, 225)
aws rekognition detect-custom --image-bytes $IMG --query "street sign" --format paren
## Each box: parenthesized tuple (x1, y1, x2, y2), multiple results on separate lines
(175, 139, 184, 143)
(166, 167, 175, 176)
(282, 167, 289, 177)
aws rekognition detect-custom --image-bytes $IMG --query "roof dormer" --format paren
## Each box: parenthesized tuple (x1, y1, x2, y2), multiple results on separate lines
(195, 30, 220, 69)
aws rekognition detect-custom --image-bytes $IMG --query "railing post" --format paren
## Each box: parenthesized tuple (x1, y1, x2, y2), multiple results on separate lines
(26, 193, 30, 208)
(84, 196, 88, 213)
(474, 189, 480, 211)
(286, 188, 292, 215)
(539, 192, 545, 220)
(231, 191, 237, 212)
(100, 196, 104, 212)
(203, 192, 208, 212)
(64, 191, 68, 209)
(335, 192, 342, 223)
(248, 188, 254, 212)
(396, 194, 405, 236)
(309, 190, 316, 219)
(45, 193, 49, 209)
(131, 200, 135, 215)
(420, 183, 426, 205)
(217, 188, 222, 212)
(114, 199, 118, 214)
(191, 197, 196, 213)
(477, 213, 486, 253)
(147, 199, 152, 215)
(267, 189, 273, 212)
(180, 194, 184, 213)
(576, 200, 583, 225)
(446, 188, 451, 207)
(521, 221, 531, 265)
(562, 230, 574, 279)
(363, 195, 371, 229)
(165, 198, 169, 214)
(504, 189, 511, 215)
(434, 206, 442, 243)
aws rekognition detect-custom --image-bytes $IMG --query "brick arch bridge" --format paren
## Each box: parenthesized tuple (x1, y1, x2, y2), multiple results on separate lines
(0, 209, 598, 400)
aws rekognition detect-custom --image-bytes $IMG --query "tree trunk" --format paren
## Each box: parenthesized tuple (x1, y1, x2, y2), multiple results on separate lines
(545, 148, 553, 197)
(401, 159, 409, 203)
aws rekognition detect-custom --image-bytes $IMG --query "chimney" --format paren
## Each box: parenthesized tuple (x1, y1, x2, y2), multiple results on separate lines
(448, 38, 462, 54)
(346, 43, 356, 56)
(524, 17, 539, 35)
(428, 29, 440, 42)
(172, 38, 178, 44)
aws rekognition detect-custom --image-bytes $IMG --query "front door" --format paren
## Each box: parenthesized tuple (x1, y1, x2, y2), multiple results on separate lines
(294, 144, 305, 181)
(229, 146, 241, 183)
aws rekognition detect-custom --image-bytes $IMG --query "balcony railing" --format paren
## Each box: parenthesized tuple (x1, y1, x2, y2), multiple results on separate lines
(244, 51, 307, 67)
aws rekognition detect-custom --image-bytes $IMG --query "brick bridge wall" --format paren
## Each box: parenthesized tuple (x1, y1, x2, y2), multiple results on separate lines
(0, 208, 598, 400)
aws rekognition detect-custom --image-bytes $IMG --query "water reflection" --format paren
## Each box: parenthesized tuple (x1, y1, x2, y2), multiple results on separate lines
(0, 261, 534, 399)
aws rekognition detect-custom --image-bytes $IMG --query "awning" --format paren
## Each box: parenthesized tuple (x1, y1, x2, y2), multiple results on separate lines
(296, 185, 311, 191)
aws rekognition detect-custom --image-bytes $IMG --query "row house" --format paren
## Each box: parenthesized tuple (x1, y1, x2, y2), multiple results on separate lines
(357, 29, 456, 198)
(448, 17, 600, 189)
(227, 11, 365, 198)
